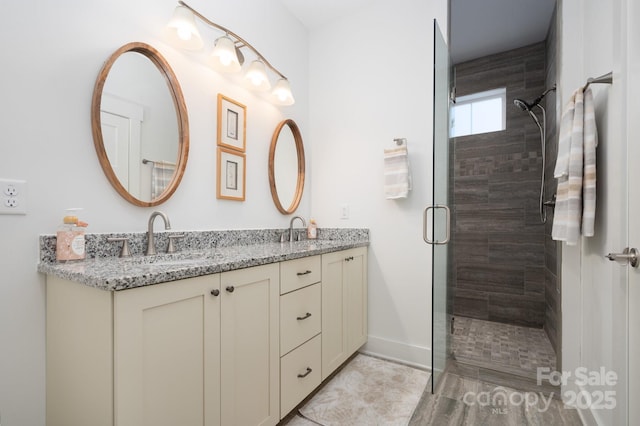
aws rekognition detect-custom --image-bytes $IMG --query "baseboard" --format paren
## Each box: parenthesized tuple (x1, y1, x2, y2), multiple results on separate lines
(360, 335, 431, 371)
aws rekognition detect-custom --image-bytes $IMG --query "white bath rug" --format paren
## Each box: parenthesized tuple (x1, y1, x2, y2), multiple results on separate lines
(296, 354, 430, 426)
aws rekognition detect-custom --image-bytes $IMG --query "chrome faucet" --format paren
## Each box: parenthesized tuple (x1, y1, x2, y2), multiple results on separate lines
(146, 211, 171, 255)
(289, 216, 307, 242)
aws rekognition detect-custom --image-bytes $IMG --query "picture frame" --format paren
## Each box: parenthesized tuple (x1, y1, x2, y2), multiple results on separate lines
(216, 147, 246, 201)
(217, 94, 246, 152)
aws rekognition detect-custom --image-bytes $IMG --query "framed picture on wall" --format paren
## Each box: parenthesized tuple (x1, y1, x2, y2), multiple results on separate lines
(217, 94, 246, 152)
(216, 147, 246, 201)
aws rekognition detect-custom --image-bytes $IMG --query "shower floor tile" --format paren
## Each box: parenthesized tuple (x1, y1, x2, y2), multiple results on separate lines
(452, 316, 556, 379)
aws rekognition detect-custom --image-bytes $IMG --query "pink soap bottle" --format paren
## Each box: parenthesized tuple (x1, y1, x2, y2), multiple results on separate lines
(307, 219, 317, 239)
(56, 208, 87, 262)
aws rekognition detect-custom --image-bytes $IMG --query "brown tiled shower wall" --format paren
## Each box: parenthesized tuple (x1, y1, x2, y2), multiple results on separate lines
(451, 42, 550, 328)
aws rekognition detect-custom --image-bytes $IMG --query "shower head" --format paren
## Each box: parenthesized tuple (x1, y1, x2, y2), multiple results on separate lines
(513, 85, 557, 112)
(513, 98, 532, 111)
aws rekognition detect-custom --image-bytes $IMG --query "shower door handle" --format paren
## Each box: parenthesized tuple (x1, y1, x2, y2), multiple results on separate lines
(423, 205, 450, 245)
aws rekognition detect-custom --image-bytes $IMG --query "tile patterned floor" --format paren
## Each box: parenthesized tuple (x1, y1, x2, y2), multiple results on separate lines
(451, 316, 556, 379)
(281, 318, 575, 425)
(409, 367, 583, 426)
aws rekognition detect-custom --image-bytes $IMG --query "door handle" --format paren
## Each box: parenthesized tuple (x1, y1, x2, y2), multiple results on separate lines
(423, 205, 450, 245)
(605, 247, 639, 268)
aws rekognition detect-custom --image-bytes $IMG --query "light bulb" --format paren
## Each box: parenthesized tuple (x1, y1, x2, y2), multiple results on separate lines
(177, 27, 192, 41)
(271, 79, 295, 105)
(211, 35, 242, 73)
(244, 60, 271, 91)
(166, 5, 203, 50)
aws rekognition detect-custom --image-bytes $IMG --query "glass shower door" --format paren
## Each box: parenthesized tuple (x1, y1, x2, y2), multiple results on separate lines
(428, 19, 452, 392)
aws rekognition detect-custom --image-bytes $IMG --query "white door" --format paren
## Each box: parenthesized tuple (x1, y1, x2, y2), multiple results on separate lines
(561, 0, 639, 423)
(100, 94, 143, 198)
(100, 111, 130, 189)
(626, 0, 640, 423)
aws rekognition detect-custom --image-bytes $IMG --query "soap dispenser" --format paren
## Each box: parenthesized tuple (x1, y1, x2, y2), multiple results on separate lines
(307, 219, 317, 240)
(56, 208, 87, 262)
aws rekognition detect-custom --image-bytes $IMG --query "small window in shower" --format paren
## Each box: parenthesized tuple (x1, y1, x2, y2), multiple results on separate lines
(450, 88, 506, 137)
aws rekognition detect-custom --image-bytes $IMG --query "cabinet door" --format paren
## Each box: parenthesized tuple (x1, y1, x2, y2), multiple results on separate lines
(321, 250, 348, 379)
(346, 247, 368, 354)
(321, 247, 368, 380)
(114, 275, 221, 426)
(220, 263, 280, 426)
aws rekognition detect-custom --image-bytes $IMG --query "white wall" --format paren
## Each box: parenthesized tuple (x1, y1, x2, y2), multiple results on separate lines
(308, 0, 448, 368)
(0, 0, 308, 424)
(559, 0, 629, 424)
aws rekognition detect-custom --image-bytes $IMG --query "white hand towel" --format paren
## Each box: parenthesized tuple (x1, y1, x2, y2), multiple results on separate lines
(384, 145, 412, 199)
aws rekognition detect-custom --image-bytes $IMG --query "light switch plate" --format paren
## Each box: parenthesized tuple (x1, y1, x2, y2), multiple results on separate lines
(0, 179, 27, 215)
(340, 204, 349, 219)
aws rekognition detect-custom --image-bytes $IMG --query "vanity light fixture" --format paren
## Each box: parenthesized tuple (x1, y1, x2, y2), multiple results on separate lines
(210, 35, 242, 73)
(166, 1, 295, 106)
(166, 4, 203, 50)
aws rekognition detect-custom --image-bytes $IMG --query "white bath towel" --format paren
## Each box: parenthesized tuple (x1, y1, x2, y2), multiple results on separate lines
(552, 87, 598, 244)
(384, 145, 412, 199)
(582, 89, 598, 236)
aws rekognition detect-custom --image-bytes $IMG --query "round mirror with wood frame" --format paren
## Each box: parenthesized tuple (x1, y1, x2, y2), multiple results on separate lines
(91, 42, 189, 207)
(268, 119, 305, 214)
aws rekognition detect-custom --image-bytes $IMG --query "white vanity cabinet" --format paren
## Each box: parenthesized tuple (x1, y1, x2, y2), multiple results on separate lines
(46, 263, 279, 426)
(321, 246, 368, 380)
(46, 274, 221, 426)
(279, 256, 322, 418)
(45, 246, 367, 426)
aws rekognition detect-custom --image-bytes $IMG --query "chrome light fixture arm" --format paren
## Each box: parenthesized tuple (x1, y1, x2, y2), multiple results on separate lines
(178, 1, 288, 81)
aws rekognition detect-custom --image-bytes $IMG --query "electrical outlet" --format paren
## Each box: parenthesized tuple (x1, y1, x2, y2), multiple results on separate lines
(0, 179, 27, 215)
(4, 184, 18, 196)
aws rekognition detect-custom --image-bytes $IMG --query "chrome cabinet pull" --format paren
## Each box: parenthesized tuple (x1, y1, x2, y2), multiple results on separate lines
(423, 205, 451, 245)
(297, 367, 312, 378)
(226, 286, 235, 293)
(210, 289, 220, 296)
(297, 270, 312, 276)
(296, 312, 312, 321)
(605, 248, 639, 268)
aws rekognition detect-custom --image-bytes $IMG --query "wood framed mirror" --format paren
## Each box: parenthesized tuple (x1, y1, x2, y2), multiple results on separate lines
(91, 42, 189, 207)
(268, 119, 305, 214)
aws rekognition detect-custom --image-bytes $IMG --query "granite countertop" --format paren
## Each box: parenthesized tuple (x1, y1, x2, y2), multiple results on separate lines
(37, 239, 368, 291)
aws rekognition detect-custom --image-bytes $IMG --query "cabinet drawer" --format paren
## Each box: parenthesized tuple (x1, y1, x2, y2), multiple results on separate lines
(280, 283, 321, 355)
(280, 334, 321, 418)
(280, 256, 321, 294)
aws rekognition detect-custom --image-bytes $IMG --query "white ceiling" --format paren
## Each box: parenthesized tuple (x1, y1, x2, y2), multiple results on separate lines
(277, 0, 372, 30)
(278, 0, 556, 64)
(451, 0, 556, 64)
